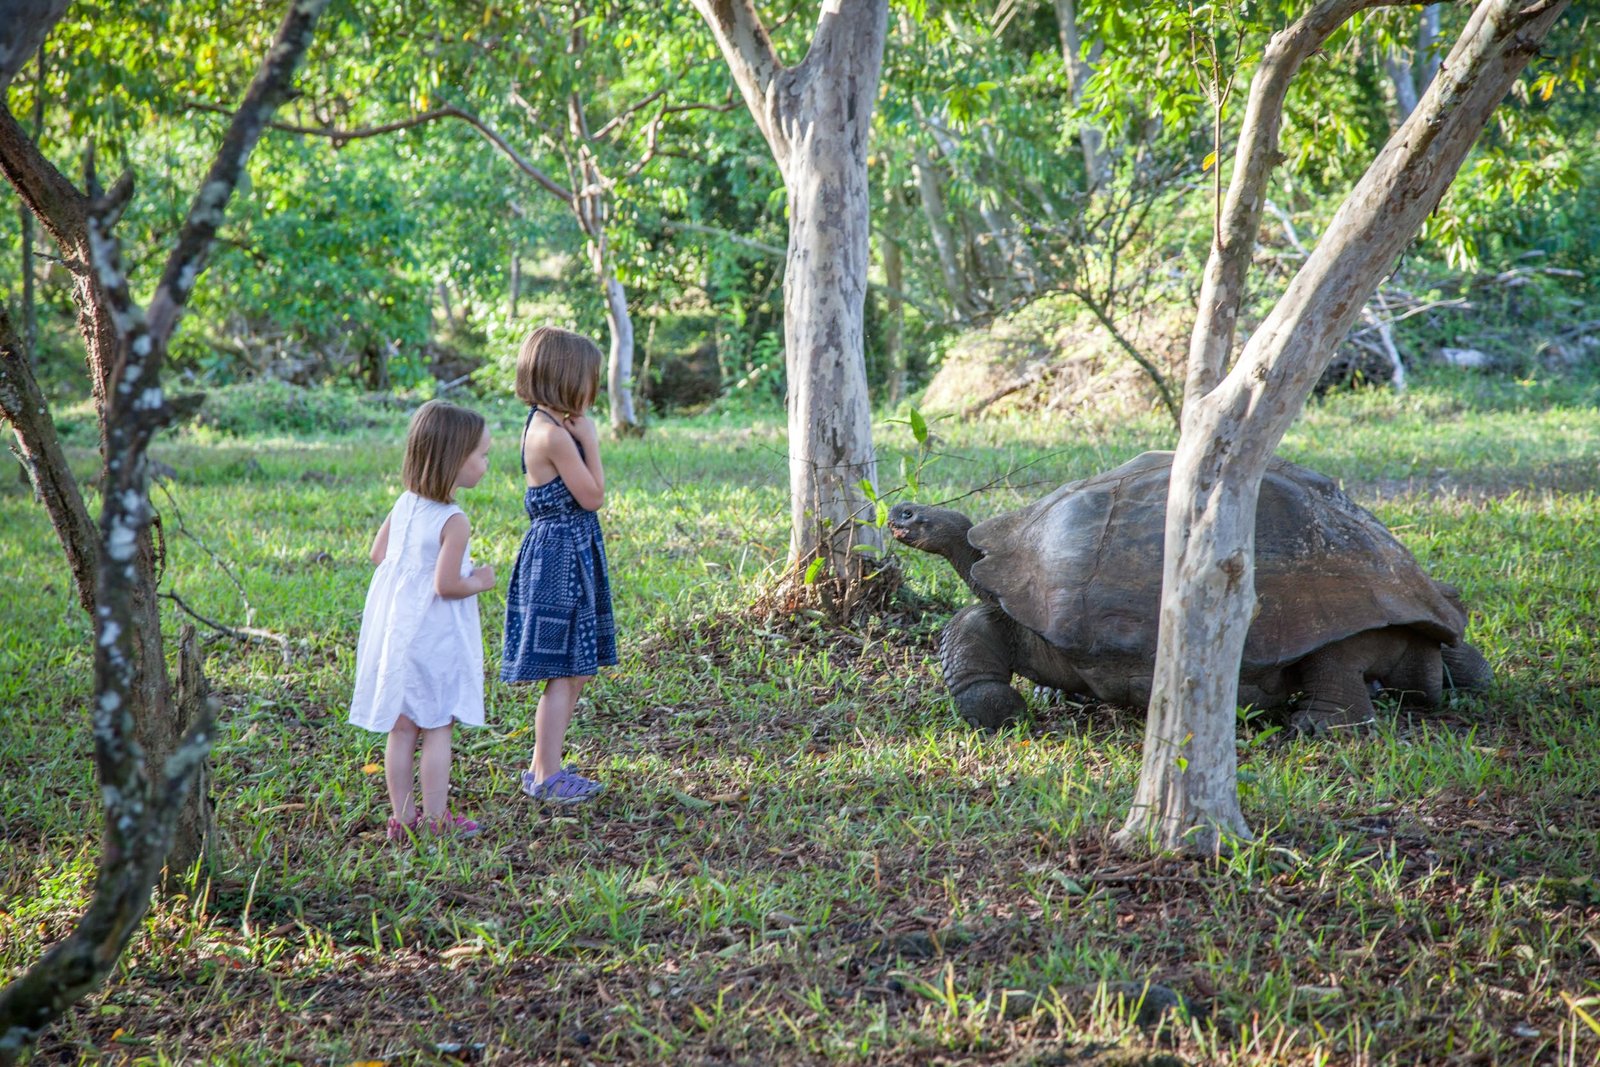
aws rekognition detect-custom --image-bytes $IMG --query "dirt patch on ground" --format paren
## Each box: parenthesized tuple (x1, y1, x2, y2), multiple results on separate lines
(919, 296, 1184, 423)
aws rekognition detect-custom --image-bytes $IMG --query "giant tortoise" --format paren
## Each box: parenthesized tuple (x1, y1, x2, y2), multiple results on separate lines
(888, 451, 1492, 734)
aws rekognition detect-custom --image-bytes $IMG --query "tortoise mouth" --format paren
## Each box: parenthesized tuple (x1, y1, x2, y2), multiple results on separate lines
(887, 521, 911, 542)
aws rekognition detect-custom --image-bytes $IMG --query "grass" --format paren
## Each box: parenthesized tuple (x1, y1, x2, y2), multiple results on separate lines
(2, 370, 1599, 1065)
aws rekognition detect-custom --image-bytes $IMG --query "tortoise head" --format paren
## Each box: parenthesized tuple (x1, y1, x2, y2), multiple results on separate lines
(887, 502, 973, 558)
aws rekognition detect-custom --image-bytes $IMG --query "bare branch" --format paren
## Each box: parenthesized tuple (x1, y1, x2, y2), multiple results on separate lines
(0, 308, 98, 612)
(158, 590, 294, 663)
(1184, 0, 1424, 408)
(591, 87, 666, 141)
(1060, 282, 1181, 425)
(688, 0, 787, 152)
(187, 100, 575, 203)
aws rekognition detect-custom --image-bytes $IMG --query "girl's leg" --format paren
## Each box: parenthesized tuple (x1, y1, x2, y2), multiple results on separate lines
(528, 675, 592, 783)
(418, 724, 453, 821)
(384, 716, 421, 824)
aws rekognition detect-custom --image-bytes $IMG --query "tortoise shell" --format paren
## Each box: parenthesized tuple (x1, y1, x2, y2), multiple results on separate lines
(966, 451, 1464, 670)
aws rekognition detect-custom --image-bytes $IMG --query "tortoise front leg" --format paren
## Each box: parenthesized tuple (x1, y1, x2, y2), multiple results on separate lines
(940, 604, 1027, 730)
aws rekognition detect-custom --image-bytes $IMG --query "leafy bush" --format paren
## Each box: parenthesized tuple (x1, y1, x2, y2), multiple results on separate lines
(183, 380, 409, 439)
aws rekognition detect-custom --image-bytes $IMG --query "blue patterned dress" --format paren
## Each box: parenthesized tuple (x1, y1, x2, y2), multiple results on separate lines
(501, 408, 618, 682)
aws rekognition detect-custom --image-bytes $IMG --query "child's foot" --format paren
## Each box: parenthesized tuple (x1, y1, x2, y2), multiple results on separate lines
(521, 768, 603, 804)
(422, 812, 482, 838)
(386, 808, 420, 843)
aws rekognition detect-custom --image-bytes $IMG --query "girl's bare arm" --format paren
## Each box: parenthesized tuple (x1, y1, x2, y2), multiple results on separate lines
(369, 515, 392, 565)
(434, 513, 496, 599)
(539, 421, 605, 511)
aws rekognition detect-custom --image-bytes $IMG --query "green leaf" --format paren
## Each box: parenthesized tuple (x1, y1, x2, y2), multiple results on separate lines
(909, 407, 928, 445)
(901, 454, 920, 493)
(670, 788, 712, 812)
(803, 557, 827, 585)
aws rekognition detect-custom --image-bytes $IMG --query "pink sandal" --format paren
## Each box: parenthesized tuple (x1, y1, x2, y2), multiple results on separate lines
(386, 808, 421, 843)
(423, 812, 481, 838)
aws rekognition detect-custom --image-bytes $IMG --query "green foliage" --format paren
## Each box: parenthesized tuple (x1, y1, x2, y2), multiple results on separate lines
(184, 379, 409, 439)
(4, 0, 1597, 413)
(175, 138, 432, 382)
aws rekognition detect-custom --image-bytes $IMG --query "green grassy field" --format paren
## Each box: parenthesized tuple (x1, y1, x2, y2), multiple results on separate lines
(2, 373, 1598, 1065)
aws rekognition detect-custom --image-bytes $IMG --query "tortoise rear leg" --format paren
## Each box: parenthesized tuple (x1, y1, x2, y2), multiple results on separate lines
(1442, 641, 1492, 692)
(1286, 633, 1384, 736)
(1289, 629, 1448, 734)
(939, 604, 1026, 729)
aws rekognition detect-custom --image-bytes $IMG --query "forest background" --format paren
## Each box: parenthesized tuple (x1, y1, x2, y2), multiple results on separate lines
(3, 1, 1600, 1064)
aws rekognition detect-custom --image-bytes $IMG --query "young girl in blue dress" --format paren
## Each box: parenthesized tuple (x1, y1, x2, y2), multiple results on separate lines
(502, 326, 617, 804)
(350, 400, 496, 840)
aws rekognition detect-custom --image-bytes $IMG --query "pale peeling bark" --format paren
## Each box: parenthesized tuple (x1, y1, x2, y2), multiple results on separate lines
(1118, 0, 1568, 855)
(693, 0, 890, 578)
(0, 1, 328, 1056)
(603, 274, 639, 431)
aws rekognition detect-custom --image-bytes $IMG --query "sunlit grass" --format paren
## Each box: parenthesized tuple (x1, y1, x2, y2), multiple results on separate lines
(2, 371, 1598, 1064)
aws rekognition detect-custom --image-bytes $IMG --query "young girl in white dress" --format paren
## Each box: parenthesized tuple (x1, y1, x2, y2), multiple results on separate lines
(349, 400, 496, 841)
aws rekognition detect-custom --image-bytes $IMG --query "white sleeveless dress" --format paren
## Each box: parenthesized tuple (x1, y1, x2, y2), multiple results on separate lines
(348, 492, 485, 732)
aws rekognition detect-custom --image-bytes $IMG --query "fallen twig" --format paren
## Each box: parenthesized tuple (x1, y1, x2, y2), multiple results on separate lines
(158, 590, 294, 663)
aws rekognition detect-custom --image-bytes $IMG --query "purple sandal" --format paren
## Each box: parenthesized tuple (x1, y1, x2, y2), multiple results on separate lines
(521, 768, 604, 804)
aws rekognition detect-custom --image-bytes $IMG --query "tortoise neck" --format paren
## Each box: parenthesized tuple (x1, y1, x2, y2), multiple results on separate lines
(946, 538, 984, 595)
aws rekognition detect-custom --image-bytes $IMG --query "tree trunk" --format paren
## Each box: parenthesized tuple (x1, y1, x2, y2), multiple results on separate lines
(1116, 0, 1568, 855)
(0, 0, 325, 1054)
(508, 250, 521, 320)
(0, 1, 68, 89)
(602, 272, 639, 434)
(781, 62, 886, 573)
(1387, 5, 1445, 123)
(574, 208, 642, 437)
(1, 311, 96, 609)
(1420, 6, 1443, 88)
(0, 105, 209, 885)
(912, 140, 976, 318)
(923, 112, 1036, 302)
(691, 0, 890, 582)
(1386, 51, 1422, 121)
(1053, 0, 1106, 191)
(568, 93, 643, 438)
(881, 181, 906, 408)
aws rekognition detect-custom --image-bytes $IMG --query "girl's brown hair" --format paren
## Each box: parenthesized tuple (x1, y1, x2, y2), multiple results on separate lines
(402, 400, 486, 503)
(514, 326, 602, 416)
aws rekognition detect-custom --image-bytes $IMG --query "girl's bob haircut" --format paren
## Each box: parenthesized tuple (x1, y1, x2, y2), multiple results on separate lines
(402, 400, 486, 504)
(515, 326, 602, 416)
